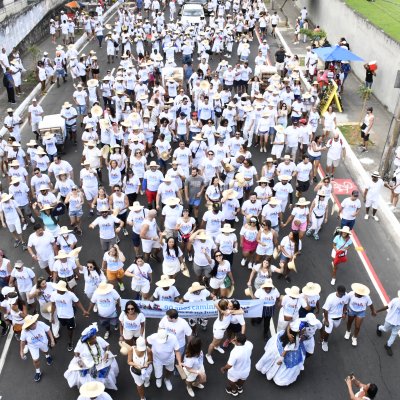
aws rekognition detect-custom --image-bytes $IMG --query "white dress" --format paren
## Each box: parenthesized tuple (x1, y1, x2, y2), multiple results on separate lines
(255, 331, 305, 386)
(64, 337, 119, 390)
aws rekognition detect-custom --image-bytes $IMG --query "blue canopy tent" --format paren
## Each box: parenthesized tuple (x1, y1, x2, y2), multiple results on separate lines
(312, 45, 364, 62)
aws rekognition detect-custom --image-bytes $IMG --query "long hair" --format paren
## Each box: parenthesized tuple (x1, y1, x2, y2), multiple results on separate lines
(166, 237, 179, 257)
(280, 328, 298, 347)
(124, 300, 140, 314)
(185, 337, 202, 358)
(291, 230, 300, 254)
(86, 260, 102, 275)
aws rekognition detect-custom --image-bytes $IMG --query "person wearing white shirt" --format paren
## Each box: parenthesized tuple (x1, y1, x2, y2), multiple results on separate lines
(28, 99, 43, 140)
(295, 155, 312, 196)
(363, 172, 384, 221)
(221, 333, 253, 396)
(326, 133, 346, 179)
(9, 260, 36, 305)
(321, 286, 349, 352)
(339, 190, 362, 230)
(89, 209, 123, 251)
(376, 291, 400, 356)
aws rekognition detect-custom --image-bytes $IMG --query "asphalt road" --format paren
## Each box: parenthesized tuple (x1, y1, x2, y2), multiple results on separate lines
(0, 6, 399, 400)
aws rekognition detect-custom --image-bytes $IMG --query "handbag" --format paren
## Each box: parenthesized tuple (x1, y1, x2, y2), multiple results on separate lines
(360, 123, 367, 132)
(130, 349, 147, 375)
(223, 275, 232, 288)
(333, 249, 347, 265)
(40, 301, 52, 314)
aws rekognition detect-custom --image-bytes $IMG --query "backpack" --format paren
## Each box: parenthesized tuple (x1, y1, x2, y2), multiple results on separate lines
(51, 202, 66, 217)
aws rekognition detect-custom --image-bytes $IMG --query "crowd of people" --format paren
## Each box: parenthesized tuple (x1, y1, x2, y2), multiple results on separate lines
(0, 0, 398, 399)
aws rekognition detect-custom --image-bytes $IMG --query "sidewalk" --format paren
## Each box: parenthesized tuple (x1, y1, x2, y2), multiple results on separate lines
(272, 0, 399, 216)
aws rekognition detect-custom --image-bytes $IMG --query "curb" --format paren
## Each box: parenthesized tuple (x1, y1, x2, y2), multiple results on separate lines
(275, 27, 400, 241)
(0, 1, 120, 140)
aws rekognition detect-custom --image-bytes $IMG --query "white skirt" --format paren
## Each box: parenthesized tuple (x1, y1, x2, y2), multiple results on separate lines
(162, 261, 180, 276)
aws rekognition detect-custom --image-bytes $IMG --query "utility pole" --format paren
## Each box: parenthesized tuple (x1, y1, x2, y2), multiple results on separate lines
(379, 90, 400, 179)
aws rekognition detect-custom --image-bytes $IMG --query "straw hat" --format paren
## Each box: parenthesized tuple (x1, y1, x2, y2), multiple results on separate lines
(278, 175, 292, 181)
(305, 313, 319, 326)
(220, 223, 235, 233)
(234, 173, 246, 187)
(36, 147, 47, 155)
(119, 340, 132, 356)
(79, 382, 105, 398)
(351, 283, 370, 296)
(226, 283, 235, 298)
(371, 171, 381, 178)
(243, 105, 253, 112)
(166, 197, 180, 206)
(26, 139, 37, 147)
(193, 134, 205, 141)
(87, 79, 99, 88)
(244, 287, 253, 297)
(95, 281, 114, 295)
(160, 151, 170, 161)
(285, 286, 301, 298)
(262, 110, 272, 118)
(22, 314, 39, 330)
(317, 189, 326, 196)
(54, 250, 71, 260)
(129, 201, 144, 211)
(223, 189, 238, 200)
(10, 176, 21, 185)
(268, 197, 281, 206)
(266, 157, 274, 163)
(54, 280, 69, 292)
(257, 177, 270, 184)
(338, 226, 352, 235)
(156, 275, 176, 288)
(69, 246, 82, 258)
(41, 204, 54, 211)
(62, 101, 72, 108)
(196, 231, 210, 241)
(200, 80, 210, 90)
(1, 193, 13, 203)
(213, 93, 221, 100)
(188, 282, 206, 293)
(261, 278, 275, 289)
(296, 197, 310, 206)
(43, 131, 54, 140)
(302, 282, 321, 296)
(148, 161, 159, 168)
(9, 159, 20, 167)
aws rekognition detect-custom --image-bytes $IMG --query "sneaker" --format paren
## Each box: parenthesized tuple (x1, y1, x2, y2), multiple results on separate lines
(93, 304, 98, 313)
(385, 344, 393, 356)
(118, 282, 125, 292)
(188, 254, 193, 262)
(90, 209, 94, 216)
(260, 147, 264, 153)
(234, 216, 239, 222)
(46, 355, 53, 366)
(14, 240, 21, 248)
(236, 386, 243, 394)
(104, 331, 110, 339)
(116, 237, 121, 244)
(351, 337, 358, 346)
(376, 324, 382, 337)
(215, 346, 225, 354)
(321, 341, 328, 352)
(30, 216, 35, 223)
(22, 223, 27, 231)
(186, 386, 195, 397)
(164, 379, 172, 391)
(192, 383, 204, 389)
(313, 233, 319, 240)
(144, 379, 150, 387)
(156, 378, 162, 388)
(364, 214, 369, 220)
(248, 262, 253, 269)
(344, 331, 351, 340)
(241, 258, 246, 266)
(1, 325, 10, 337)
(205, 354, 214, 364)
(14, 333, 20, 341)
(330, 278, 336, 286)
(225, 388, 238, 397)
(34, 372, 42, 382)
(22, 243, 28, 251)
(123, 228, 129, 236)
(313, 176, 318, 183)
(373, 215, 379, 222)
(67, 343, 74, 352)
(306, 229, 312, 236)
(222, 339, 230, 348)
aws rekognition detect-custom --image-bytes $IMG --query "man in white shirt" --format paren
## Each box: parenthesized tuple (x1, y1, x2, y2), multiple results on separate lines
(221, 333, 253, 396)
(28, 98, 43, 140)
(326, 132, 346, 179)
(339, 190, 362, 230)
(321, 285, 349, 352)
(363, 171, 384, 221)
(295, 155, 312, 196)
(73, 84, 88, 126)
(376, 290, 400, 356)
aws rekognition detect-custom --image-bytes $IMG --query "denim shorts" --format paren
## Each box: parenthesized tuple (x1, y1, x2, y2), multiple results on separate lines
(69, 209, 83, 218)
(348, 308, 366, 318)
(189, 197, 201, 207)
(77, 105, 87, 115)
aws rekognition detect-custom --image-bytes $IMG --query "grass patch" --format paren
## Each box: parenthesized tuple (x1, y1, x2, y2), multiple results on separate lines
(339, 124, 374, 146)
(345, 0, 400, 43)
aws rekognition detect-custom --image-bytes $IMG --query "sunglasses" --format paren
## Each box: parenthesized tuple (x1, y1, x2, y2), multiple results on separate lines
(215, 254, 223, 257)
(127, 307, 135, 311)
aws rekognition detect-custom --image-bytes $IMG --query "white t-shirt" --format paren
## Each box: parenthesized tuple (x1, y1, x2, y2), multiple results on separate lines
(385, 297, 400, 326)
(183, 288, 210, 302)
(202, 210, 224, 234)
(227, 341, 253, 378)
(341, 198, 361, 220)
(20, 321, 49, 348)
(153, 286, 180, 302)
(215, 233, 237, 255)
(50, 291, 79, 319)
(91, 289, 120, 318)
(193, 238, 216, 266)
(281, 295, 307, 318)
(119, 311, 145, 332)
(323, 292, 350, 318)
(254, 287, 280, 307)
(147, 332, 179, 364)
(92, 215, 121, 239)
(126, 263, 152, 286)
(28, 231, 55, 261)
(11, 267, 35, 292)
(296, 162, 312, 182)
(159, 316, 192, 347)
(348, 291, 372, 312)
(162, 204, 183, 229)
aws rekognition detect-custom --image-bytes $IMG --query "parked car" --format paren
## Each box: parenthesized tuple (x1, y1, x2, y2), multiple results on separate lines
(184, 0, 210, 15)
(180, 3, 205, 25)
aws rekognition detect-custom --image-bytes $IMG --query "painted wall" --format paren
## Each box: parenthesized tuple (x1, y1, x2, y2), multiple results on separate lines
(0, 0, 64, 53)
(296, 0, 400, 113)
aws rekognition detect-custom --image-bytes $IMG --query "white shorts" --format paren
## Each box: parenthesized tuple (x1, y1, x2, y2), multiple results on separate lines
(209, 277, 227, 290)
(323, 317, 342, 334)
(326, 157, 340, 168)
(38, 254, 55, 271)
(213, 328, 225, 340)
(184, 366, 205, 382)
(365, 197, 379, 209)
(162, 262, 181, 276)
(7, 218, 22, 234)
(130, 364, 153, 386)
(227, 369, 249, 382)
(131, 280, 150, 294)
(153, 359, 175, 378)
(141, 238, 161, 253)
(256, 245, 272, 256)
(123, 328, 141, 340)
(83, 186, 99, 201)
(28, 343, 49, 360)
